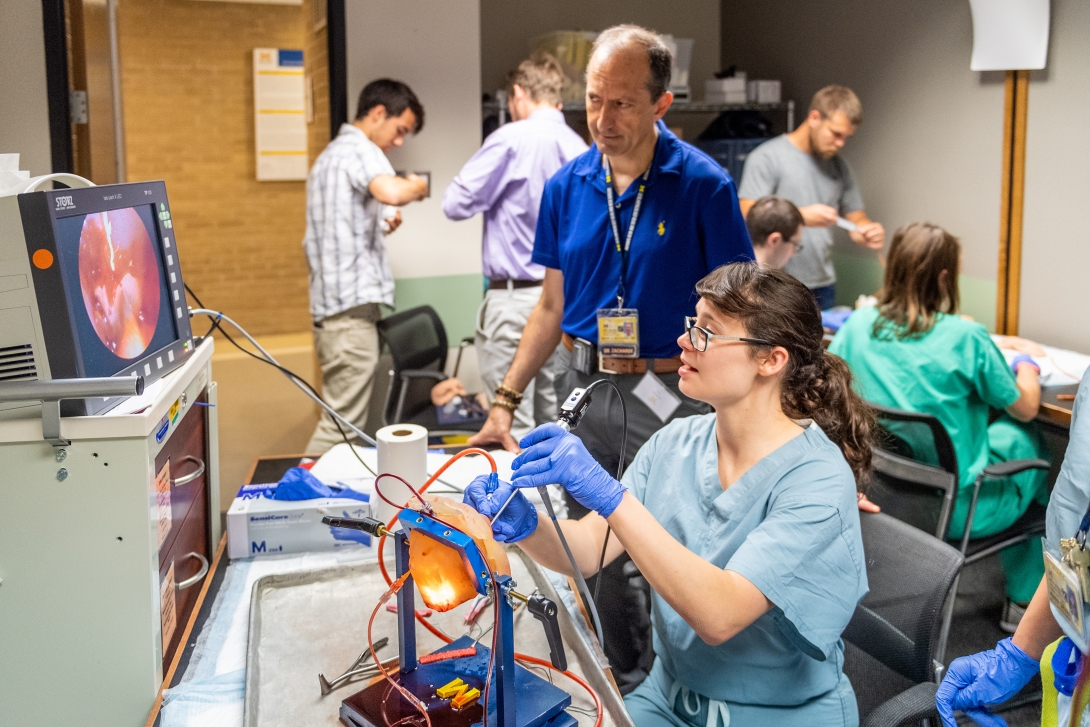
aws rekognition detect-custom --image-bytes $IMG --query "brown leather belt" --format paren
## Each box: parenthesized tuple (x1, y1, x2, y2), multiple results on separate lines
(561, 333, 683, 375)
(488, 279, 541, 291)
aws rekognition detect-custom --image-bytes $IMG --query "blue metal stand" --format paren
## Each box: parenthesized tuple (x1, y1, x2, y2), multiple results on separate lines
(493, 575, 516, 727)
(348, 514, 574, 727)
(395, 531, 418, 673)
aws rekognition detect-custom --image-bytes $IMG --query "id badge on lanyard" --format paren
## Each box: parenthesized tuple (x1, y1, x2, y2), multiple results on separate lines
(597, 308, 640, 358)
(1046, 504, 1090, 648)
(598, 159, 650, 359)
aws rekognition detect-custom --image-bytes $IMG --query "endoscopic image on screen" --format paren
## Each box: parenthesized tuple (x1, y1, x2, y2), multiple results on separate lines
(78, 207, 161, 358)
(53, 205, 178, 378)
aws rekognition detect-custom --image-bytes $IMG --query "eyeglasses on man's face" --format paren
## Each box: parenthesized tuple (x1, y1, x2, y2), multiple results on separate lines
(683, 316, 773, 352)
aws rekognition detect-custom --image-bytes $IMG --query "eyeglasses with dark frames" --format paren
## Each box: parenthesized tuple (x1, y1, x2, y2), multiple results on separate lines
(683, 316, 774, 352)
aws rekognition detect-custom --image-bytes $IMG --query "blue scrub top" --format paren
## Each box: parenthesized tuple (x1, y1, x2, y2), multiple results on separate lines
(531, 123, 754, 358)
(1046, 378, 1090, 643)
(622, 414, 868, 711)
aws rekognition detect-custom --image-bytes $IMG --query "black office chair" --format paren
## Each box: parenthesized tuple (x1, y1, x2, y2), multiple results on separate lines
(866, 402, 1050, 663)
(375, 305, 479, 432)
(844, 512, 964, 727)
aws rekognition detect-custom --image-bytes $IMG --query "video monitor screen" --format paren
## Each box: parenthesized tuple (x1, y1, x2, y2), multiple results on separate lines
(52, 205, 178, 378)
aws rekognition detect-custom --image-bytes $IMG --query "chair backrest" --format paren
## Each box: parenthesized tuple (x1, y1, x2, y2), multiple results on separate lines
(843, 512, 964, 720)
(868, 402, 959, 479)
(868, 447, 958, 540)
(376, 306, 448, 423)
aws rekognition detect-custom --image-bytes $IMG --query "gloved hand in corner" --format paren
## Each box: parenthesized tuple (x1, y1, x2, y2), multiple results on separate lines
(511, 424, 626, 518)
(463, 473, 538, 543)
(935, 637, 1039, 727)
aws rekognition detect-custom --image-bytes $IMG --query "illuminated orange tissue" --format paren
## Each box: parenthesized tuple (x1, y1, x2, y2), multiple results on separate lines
(408, 496, 511, 612)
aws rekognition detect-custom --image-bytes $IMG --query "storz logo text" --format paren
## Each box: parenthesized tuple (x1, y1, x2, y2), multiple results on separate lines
(54, 196, 74, 211)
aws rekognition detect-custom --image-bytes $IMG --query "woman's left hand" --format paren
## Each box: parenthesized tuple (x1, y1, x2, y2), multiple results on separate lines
(857, 492, 881, 513)
(512, 424, 627, 517)
(463, 474, 538, 543)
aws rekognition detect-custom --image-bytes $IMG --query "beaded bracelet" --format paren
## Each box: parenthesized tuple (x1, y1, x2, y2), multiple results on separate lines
(494, 383, 524, 405)
(491, 397, 519, 413)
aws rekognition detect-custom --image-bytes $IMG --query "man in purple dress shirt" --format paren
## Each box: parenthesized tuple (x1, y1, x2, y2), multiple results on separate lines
(442, 53, 588, 436)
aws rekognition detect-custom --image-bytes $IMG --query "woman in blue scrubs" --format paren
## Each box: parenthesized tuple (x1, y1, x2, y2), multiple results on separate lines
(465, 263, 873, 726)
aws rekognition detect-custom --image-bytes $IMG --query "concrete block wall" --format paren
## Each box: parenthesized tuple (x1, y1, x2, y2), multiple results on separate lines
(118, 0, 312, 337)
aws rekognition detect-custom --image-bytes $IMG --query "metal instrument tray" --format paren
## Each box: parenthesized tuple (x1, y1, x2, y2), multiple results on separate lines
(244, 550, 633, 727)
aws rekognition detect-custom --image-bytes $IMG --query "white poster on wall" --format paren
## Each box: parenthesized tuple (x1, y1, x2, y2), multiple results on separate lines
(253, 48, 307, 181)
(968, 0, 1050, 71)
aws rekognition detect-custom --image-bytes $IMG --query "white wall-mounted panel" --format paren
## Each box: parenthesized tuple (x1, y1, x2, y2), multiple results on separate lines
(969, 0, 1050, 71)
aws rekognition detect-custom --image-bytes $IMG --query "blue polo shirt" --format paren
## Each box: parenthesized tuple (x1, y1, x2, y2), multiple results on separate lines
(532, 123, 754, 358)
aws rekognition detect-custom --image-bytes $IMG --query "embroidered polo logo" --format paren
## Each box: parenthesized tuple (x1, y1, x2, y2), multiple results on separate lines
(658, 221, 665, 236)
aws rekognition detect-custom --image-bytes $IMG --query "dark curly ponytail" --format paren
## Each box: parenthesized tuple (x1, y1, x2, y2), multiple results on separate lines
(695, 263, 875, 486)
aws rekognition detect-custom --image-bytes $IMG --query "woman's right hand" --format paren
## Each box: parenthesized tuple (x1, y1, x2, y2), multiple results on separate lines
(511, 424, 626, 517)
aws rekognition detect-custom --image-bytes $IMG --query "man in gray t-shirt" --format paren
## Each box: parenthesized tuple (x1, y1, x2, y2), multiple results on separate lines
(738, 85, 884, 309)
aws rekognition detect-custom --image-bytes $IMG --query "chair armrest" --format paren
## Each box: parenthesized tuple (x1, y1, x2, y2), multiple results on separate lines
(451, 338, 475, 378)
(982, 458, 1050, 479)
(961, 457, 1051, 554)
(861, 681, 938, 727)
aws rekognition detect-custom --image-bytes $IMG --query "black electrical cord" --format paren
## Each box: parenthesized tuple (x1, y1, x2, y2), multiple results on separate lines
(183, 283, 379, 479)
(579, 379, 628, 610)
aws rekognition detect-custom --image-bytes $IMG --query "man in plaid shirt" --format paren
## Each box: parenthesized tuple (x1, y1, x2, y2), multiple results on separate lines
(303, 79, 428, 452)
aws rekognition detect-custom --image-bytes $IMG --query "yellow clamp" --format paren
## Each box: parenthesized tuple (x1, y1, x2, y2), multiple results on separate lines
(436, 678, 466, 699)
(451, 687, 481, 711)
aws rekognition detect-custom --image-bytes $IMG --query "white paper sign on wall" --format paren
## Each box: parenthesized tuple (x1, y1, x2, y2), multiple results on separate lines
(253, 48, 308, 181)
(968, 0, 1050, 71)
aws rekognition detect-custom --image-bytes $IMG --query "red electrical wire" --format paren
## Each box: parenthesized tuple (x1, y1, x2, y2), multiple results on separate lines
(369, 572, 431, 727)
(373, 447, 603, 727)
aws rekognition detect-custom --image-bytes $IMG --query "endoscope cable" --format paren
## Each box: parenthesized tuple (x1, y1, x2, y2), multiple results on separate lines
(185, 299, 465, 491)
(489, 378, 628, 650)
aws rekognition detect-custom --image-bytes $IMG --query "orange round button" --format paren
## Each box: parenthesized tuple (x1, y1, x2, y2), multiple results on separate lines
(32, 249, 54, 269)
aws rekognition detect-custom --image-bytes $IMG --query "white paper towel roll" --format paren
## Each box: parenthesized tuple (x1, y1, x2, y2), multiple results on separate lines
(374, 424, 428, 525)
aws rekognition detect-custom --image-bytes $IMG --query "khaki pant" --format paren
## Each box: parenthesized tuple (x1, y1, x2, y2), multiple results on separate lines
(475, 285, 565, 439)
(306, 303, 383, 454)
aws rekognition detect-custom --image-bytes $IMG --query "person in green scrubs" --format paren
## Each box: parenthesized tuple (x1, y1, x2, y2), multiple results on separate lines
(829, 222, 1048, 630)
(466, 263, 874, 726)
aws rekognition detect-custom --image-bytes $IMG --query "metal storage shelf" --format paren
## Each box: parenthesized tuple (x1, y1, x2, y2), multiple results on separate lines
(483, 99, 794, 129)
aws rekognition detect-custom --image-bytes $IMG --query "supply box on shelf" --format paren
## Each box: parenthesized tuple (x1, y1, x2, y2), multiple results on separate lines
(705, 74, 747, 104)
(747, 80, 782, 104)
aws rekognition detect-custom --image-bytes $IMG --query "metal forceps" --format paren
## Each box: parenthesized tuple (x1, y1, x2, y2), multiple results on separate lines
(318, 636, 396, 696)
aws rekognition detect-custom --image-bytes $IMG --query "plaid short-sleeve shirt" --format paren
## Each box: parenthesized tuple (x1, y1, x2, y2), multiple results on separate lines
(303, 123, 397, 320)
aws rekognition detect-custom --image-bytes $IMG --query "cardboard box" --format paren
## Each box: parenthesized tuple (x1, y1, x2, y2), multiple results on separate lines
(705, 76, 746, 96)
(746, 80, 782, 104)
(705, 89, 749, 104)
(226, 482, 376, 560)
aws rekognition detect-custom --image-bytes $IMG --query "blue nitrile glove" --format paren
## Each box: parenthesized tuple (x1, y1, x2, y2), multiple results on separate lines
(273, 467, 370, 502)
(462, 473, 538, 543)
(1010, 354, 1040, 375)
(935, 638, 1039, 727)
(511, 423, 626, 517)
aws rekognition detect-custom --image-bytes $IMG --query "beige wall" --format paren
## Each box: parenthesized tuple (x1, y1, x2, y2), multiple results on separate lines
(118, 0, 312, 337)
(302, 0, 330, 168)
(0, 0, 53, 176)
(344, 0, 484, 282)
(480, 0, 721, 140)
(721, 0, 1005, 326)
(1019, 0, 1090, 353)
(212, 333, 320, 513)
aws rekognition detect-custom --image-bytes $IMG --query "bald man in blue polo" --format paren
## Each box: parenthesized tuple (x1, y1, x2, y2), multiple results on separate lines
(469, 24, 753, 689)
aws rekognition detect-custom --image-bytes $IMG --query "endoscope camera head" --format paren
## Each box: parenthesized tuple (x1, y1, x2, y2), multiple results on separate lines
(556, 387, 593, 432)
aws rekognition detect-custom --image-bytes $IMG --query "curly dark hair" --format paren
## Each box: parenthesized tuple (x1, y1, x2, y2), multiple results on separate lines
(695, 263, 875, 487)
